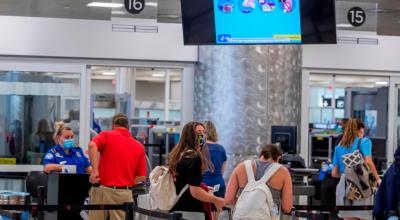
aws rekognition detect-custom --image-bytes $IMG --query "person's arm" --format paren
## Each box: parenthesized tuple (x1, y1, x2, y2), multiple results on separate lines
(365, 156, 380, 182)
(332, 167, 341, 178)
(361, 138, 381, 182)
(224, 165, 240, 205)
(186, 155, 225, 210)
(221, 161, 227, 176)
(43, 151, 61, 174)
(44, 164, 63, 173)
(135, 150, 147, 184)
(190, 186, 225, 209)
(331, 148, 341, 178)
(88, 141, 100, 183)
(85, 166, 93, 174)
(280, 167, 293, 214)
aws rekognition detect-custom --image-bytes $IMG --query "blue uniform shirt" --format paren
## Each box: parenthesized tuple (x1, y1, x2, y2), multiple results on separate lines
(43, 145, 91, 174)
(332, 137, 372, 174)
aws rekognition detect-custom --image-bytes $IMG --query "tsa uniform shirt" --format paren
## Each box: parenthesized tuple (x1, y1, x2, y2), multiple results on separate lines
(43, 145, 91, 174)
(332, 137, 372, 174)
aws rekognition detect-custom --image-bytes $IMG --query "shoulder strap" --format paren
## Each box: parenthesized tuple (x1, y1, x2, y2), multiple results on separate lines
(177, 184, 189, 199)
(260, 163, 283, 183)
(244, 160, 256, 183)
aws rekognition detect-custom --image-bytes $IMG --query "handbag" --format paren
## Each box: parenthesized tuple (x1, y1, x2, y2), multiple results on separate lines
(342, 138, 376, 200)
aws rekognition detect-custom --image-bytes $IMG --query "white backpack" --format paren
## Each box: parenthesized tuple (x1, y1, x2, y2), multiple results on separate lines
(233, 160, 282, 220)
(148, 166, 188, 211)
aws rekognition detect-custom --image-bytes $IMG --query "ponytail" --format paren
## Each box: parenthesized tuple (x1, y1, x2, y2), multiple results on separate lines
(339, 118, 365, 148)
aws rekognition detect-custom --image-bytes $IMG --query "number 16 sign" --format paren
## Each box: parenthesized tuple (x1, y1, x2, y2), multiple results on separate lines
(125, 0, 145, 14)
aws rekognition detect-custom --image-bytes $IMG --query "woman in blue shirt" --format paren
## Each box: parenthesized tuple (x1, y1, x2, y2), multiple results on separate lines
(43, 121, 91, 174)
(202, 121, 227, 198)
(332, 118, 380, 220)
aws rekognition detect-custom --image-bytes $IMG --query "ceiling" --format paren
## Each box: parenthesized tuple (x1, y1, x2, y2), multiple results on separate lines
(0, 0, 398, 35)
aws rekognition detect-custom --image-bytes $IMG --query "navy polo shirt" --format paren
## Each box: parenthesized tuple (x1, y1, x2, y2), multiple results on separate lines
(43, 145, 91, 174)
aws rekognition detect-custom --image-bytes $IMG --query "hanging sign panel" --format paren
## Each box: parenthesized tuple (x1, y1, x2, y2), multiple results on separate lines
(336, 1, 377, 32)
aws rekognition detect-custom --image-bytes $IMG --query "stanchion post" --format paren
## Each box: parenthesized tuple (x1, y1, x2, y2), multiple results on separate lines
(124, 202, 134, 220)
(172, 212, 183, 220)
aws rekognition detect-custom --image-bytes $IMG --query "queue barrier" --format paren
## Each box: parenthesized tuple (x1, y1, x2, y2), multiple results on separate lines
(0, 203, 184, 220)
(285, 205, 375, 220)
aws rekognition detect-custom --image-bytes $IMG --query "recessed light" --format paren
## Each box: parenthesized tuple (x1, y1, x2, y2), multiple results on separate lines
(375, 81, 388, 85)
(103, 72, 116, 76)
(152, 73, 165, 77)
(87, 2, 123, 8)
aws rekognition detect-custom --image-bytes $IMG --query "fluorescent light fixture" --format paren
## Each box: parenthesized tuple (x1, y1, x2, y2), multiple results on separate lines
(87, 2, 123, 8)
(336, 23, 353, 28)
(375, 81, 388, 85)
(146, 2, 158, 7)
(103, 72, 116, 76)
(152, 73, 165, 77)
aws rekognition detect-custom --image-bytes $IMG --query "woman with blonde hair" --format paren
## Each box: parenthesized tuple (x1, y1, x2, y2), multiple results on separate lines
(332, 118, 380, 220)
(169, 121, 225, 220)
(202, 121, 227, 198)
(43, 121, 91, 174)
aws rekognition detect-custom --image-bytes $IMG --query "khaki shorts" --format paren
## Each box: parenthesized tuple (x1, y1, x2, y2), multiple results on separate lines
(88, 186, 133, 220)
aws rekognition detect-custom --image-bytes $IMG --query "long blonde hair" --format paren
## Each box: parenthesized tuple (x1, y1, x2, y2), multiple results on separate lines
(339, 118, 365, 148)
(203, 121, 218, 142)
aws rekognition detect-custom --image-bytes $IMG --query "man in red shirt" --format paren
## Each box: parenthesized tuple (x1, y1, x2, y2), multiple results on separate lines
(88, 113, 146, 220)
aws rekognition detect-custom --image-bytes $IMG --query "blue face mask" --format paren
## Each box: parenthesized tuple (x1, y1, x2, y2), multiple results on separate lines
(63, 139, 75, 149)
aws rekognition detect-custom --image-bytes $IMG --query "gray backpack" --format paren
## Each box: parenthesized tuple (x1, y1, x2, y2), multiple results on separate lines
(342, 138, 373, 200)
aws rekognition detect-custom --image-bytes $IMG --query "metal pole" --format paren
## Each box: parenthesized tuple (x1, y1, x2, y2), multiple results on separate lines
(124, 202, 134, 220)
(171, 212, 183, 220)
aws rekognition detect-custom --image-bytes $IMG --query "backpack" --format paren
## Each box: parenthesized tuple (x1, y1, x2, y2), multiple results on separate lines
(342, 138, 374, 200)
(233, 160, 282, 220)
(148, 166, 188, 211)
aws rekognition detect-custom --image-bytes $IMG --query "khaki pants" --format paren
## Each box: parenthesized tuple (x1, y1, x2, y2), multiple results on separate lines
(88, 186, 133, 220)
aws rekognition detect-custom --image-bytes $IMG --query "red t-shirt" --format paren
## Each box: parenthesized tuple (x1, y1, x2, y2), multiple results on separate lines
(92, 128, 146, 186)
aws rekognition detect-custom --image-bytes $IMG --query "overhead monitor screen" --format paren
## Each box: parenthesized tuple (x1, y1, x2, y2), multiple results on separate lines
(215, 0, 301, 44)
(181, 0, 336, 45)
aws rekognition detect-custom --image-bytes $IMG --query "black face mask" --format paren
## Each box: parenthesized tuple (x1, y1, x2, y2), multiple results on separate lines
(197, 134, 206, 147)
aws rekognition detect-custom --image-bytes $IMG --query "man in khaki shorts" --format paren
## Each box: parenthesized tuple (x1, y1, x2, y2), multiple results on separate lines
(88, 113, 146, 220)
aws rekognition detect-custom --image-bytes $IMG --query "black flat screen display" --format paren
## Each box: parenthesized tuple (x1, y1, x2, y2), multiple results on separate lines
(180, 0, 336, 45)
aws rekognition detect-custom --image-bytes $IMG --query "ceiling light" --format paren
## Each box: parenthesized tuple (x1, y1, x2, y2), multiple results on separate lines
(103, 72, 116, 76)
(152, 73, 165, 77)
(146, 2, 158, 7)
(336, 24, 353, 28)
(87, 2, 123, 8)
(375, 81, 388, 85)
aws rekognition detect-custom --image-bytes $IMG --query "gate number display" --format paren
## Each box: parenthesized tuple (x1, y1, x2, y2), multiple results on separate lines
(347, 7, 366, 27)
(125, 0, 145, 14)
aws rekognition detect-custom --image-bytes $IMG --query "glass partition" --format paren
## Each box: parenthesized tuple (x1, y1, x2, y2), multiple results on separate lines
(308, 74, 389, 171)
(0, 71, 80, 164)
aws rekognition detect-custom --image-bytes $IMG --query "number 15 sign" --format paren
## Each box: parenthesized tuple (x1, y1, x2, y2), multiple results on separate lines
(125, 0, 145, 14)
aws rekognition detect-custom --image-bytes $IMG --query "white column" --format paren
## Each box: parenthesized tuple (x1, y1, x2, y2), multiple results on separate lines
(388, 78, 398, 163)
(115, 67, 136, 118)
(80, 66, 92, 151)
(181, 65, 195, 125)
(164, 69, 170, 124)
(301, 69, 310, 166)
